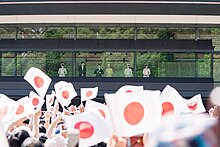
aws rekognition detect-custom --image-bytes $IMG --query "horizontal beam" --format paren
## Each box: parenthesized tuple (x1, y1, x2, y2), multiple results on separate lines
(0, 39, 213, 52)
(1, 2, 220, 15)
(1, 15, 220, 26)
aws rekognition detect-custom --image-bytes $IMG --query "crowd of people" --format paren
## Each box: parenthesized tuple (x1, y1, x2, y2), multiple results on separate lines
(2, 66, 219, 147)
(3, 97, 220, 147)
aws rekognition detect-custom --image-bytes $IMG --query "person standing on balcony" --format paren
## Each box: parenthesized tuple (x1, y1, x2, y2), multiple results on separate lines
(58, 63, 67, 77)
(143, 65, 151, 77)
(124, 64, 133, 77)
(94, 64, 104, 77)
(78, 62, 86, 77)
(105, 63, 113, 77)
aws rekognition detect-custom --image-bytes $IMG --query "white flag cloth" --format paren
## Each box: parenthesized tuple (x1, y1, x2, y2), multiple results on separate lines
(105, 90, 162, 137)
(210, 87, 220, 106)
(54, 81, 77, 107)
(81, 87, 98, 102)
(0, 99, 18, 132)
(24, 67, 52, 98)
(29, 91, 45, 111)
(116, 85, 144, 94)
(85, 100, 111, 121)
(182, 94, 206, 114)
(0, 120, 9, 147)
(13, 96, 35, 122)
(65, 111, 111, 147)
(160, 85, 186, 117)
(46, 90, 55, 110)
(0, 94, 12, 103)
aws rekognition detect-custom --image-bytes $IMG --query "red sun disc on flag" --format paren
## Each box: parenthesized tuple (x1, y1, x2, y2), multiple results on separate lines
(34, 76, 44, 88)
(188, 102, 197, 111)
(98, 109, 106, 118)
(125, 90, 133, 93)
(32, 98, 39, 106)
(0, 106, 8, 119)
(162, 102, 174, 116)
(62, 90, 69, 99)
(16, 105, 24, 115)
(124, 102, 144, 125)
(86, 91, 93, 97)
(75, 121, 94, 139)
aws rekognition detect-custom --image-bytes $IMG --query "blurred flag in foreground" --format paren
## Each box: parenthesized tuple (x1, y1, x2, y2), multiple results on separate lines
(85, 100, 111, 121)
(0, 99, 18, 132)
(146, 114, 218, 147)
(24, 67, 51, 98)
(115, 85, 144, 94)
(105, 90, 162, 137)
(13, 96, 35, 122)
(160, 85, 185, 117)
(0, 120, 9, 147)
(65, 111, 111, 147)
(210, 87, 220, 106)
(182, 94, 206, 114)
(81, 87, 98, 102)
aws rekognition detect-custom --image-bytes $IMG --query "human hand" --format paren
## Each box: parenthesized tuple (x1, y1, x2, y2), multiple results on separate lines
(78, 103, 85, 113)
(209, 106, 220, 118)
(107, 135, 127, 147)
(68, 105, 77, 113)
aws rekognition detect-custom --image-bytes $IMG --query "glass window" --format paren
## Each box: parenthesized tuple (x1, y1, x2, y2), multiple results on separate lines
(76, 52, 134, 77)
(196, 53, 211, 77)
(17, 51, 46, 76)
(46, 51, 74, 77)
(1, 52, 16, 76)
(214, 53, 220, 82)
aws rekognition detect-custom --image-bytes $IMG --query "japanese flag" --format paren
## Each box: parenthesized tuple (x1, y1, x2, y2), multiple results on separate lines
(160, 85, 186, 117)
(85, 100, 113, 136)
(81, 87, 98, 102)
(46, 90, 55, 110)
(0, 94, 12, 103)
(116, 85, 144, 94)
(13, 96, 35, 122)
(182, 94, 206, 114)
(24, 67, 52, 98)
(65, 111, 111, 147)
(85, 100, 111, 121)
(0, 120, 9, 147)
(29, 91, 45, 111)
(105, 90, 162, 137)
(0, 99, 18, 132)
(55, 81, 77, 107)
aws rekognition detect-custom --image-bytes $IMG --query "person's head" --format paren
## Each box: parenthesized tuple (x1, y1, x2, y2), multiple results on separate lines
(81, 62, 85, 66)
(39, 125, 46, 134)
(144, 65, 148, 68)
(107, 64, 111, 68)
(39, 133, 48, 144)
(8, 129, 30, 147)
(61, 63, 64, 68)
(98, 64, 101, 68)
(44, 135, 67, 147)
(21, 137, 43, 147)
(127, 64, 130, 68)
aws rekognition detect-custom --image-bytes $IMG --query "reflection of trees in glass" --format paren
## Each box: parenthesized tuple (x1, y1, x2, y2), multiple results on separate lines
(136, 53, 160, 77)
(43, 29, 65, 76)
(99, 52, 134, 77)
(16, 52, 46, 76)
(46, 52, 61, 76)
(196, 54, 211, 77)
